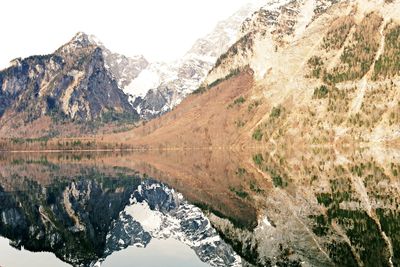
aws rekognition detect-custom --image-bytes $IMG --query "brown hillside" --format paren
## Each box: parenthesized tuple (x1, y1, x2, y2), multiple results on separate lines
(100, 69, 268, 149)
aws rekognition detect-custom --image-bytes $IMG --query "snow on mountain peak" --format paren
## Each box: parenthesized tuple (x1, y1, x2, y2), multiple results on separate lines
(71, 31, 92, 45)
(62, 32, 99, 51)
(123, 2, 265, 120)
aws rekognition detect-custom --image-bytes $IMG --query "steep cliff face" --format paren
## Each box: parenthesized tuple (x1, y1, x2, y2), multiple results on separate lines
(0, 32, 145, 137)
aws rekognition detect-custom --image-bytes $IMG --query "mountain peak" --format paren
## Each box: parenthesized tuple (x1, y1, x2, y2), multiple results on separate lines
(70, 31, 98, 47)
(56, 32, 100, 55)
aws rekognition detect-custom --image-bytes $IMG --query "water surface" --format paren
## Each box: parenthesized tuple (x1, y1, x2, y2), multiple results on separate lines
(0, 148, 399, 266)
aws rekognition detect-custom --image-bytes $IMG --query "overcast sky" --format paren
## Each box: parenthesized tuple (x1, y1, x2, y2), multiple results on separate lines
(0, 0, 255, 69)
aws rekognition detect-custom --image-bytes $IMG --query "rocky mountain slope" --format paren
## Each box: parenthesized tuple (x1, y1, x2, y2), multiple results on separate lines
(87, 34, 149, 89)
(4, 0, 398, 146)
(124, 3, 264, 119)
(102, 0, 400, 149)
(203, 0, 400, 146)
(0, 32, 147, 137)
(0, 2, 267, 136)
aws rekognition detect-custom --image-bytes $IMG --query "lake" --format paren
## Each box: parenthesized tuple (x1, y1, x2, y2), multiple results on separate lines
(0, 147, 399, 266)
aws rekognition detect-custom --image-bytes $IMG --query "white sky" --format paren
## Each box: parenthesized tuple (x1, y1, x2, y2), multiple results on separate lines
(0, 0, 253, 69)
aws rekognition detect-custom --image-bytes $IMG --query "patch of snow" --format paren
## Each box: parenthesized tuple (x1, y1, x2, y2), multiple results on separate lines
(125, 201, 162, 232)
(124, 69, 160, 99)
(259, 214, 272, 230)
(294, 0, 317, 39)
(123, 2, 265, 118)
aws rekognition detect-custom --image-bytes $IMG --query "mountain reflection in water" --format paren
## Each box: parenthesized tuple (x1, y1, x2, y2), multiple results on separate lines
(0, 147, 399, 267)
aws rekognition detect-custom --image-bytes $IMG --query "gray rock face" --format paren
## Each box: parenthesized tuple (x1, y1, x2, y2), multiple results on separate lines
(0, 32, 141, 124)
(103, 53, 148, 89)
(87, 34, 149, 89)
(240, 0, 338, 37)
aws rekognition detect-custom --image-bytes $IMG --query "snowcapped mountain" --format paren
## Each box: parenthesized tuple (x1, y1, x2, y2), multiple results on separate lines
(124, 3, 265, 119)
(116, 0, 400, 149)
(97, 180, 242, 267)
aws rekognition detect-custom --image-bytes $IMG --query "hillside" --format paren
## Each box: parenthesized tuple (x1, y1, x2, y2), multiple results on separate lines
(97, 0, 400, 150)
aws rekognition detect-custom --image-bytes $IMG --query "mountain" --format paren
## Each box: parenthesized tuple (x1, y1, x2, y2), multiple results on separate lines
(0, 32, 147, 137)
(205, 0, 338, 83)
(124, 3, 264, 119)
(203, 0, 400, 146)
(102, 0, 400, 149)
(92, 1, 400, 264)
(0, 2, 266, 136)
(3, 0, 399, 146)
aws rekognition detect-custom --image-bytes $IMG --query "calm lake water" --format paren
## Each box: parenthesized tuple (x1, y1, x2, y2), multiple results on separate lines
(0, 148, 399, 266)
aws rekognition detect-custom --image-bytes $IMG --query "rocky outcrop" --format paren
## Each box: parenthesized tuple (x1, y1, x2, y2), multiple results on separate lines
(206, 0, 339, 84)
